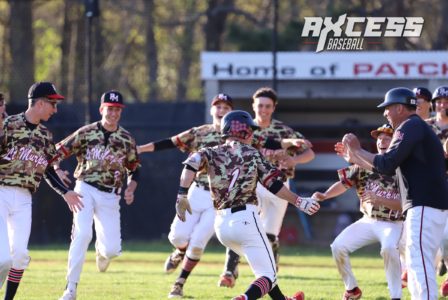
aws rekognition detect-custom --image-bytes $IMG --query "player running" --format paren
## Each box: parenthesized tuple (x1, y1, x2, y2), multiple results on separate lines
(0, 82, 83, 300)
(313, 124, 403, 300)
(175, 110, 320, 300)
(56, 91, 140, 300)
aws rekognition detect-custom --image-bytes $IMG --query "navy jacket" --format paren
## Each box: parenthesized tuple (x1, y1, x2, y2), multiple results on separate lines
(373, 114, 448, 212)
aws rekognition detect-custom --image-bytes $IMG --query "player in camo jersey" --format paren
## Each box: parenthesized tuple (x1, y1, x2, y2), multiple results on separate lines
(219, 87, 314, 288)
(175, 110, 320, 300)
(313, 124, 403, 300)
(137, 94, 302, 298)
(56, 91, 140, 300)
(427, 86, 448, 296)
(0, 82, 83, 300)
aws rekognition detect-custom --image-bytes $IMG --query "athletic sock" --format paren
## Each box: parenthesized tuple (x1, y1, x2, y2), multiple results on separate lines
(4, 268, 24, 300)
(224, 248, 240, 276)
(268, 284, 287, 300)
(244, 276, 272, 299)
(177, 256, 199, 282)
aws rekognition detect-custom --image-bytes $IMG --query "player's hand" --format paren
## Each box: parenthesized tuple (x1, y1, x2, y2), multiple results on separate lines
(176, 193, 192, 222)
(278, 155, 296, 169)
(281, 138, 312, 149)
(124, 187, 135, 205)
(335, 141, 356, 163)
(55, 168, 72, 187)
(342, 133, 361, 151)
(295, 196, 320, 215)
(311, 192, 326, 201)
(63, 191, 84, 213)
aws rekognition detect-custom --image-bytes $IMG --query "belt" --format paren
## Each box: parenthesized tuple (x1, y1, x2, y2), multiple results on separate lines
(85, 181, 121, 195)
(230, 205, 246, 213)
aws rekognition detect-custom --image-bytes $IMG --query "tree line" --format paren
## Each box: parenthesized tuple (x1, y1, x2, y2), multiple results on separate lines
(0, 0, 446, 104)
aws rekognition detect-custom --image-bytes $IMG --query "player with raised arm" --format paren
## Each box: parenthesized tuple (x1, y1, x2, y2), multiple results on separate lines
(175, 110, 320, 300)
(313, 124, 403, 300)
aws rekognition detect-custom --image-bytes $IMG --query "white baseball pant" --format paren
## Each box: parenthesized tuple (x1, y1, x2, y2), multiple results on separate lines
(215, 204, 278, 283)
(65, 181, 122, 283)
(257, 181, 289, 236)
(405, 206, 448, 300)
(331, 216, 403, 298)
(0, 186, 31, 289)
(168, 183, 215, 259)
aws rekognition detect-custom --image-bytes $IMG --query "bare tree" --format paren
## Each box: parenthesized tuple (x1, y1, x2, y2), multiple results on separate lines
(205, 0, 235, 51)
(143, 0, 159, 101)
(8, 0, 34, 103)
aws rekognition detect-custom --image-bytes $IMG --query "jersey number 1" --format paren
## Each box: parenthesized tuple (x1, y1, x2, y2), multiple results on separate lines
(228, 168, 240, 193)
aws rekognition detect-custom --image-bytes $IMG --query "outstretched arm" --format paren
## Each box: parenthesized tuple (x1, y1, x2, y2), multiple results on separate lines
(312, 181, 348, 201)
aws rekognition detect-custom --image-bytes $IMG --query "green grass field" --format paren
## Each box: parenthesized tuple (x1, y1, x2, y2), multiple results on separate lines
(1, 240, 444, 299)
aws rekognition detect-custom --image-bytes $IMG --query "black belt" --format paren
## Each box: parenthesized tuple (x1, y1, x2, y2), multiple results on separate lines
(230, 205, 246, 213)
(85, 182, 120, 195)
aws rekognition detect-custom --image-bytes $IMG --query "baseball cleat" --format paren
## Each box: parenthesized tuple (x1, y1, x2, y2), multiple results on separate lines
(440, 279, 448, 297)
(168, 282, 184, 298)
(401, 270, 407, 288)
(59, 289, 77, 300)
(218, 271, 236, 288)
(287, 291, 305, 300)
(164, 249, 185, 274)
(438, 259, 447, 276)
(96, 252, 111, 272)
(231, 295, 246, 300)
(342, 287, 362, 300)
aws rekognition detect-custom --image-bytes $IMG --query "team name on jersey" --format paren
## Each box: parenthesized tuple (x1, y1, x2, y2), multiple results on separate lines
(365, 181, 401, 201)
(2, 146, 48, 168)
(86, 146, 125, 164)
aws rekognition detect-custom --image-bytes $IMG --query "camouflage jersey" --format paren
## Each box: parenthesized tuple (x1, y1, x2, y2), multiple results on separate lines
(426, 117, 448, 173)
(172, 124, 269, 190)
(253, 119, 307, 179)
(55, 122, 139, 190)
(184, 140, 286, 210)
(338, 165, 403, 221)
(0, 113, 57, 193)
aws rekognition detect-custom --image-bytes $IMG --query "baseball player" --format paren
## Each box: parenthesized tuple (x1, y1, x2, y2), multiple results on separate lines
(0, 82, 83, 300)
(175, 110, 320, 300)
(427, 86, 448, 296)
(314, 124, 403, 300)
(413, 87, 433, 120)
(56, 91, 140, 300)
(137, 94, 302, 298)
(219, 88, 314, 288)
(340, 87, 448, 300)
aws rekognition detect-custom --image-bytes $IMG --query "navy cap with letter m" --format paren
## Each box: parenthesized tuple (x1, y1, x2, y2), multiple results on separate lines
(101, 90, 125, 108)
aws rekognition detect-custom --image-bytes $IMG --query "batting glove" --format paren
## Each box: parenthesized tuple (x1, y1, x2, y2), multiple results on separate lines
(176, 193, 192, 222)
(295, 196, 320, 215)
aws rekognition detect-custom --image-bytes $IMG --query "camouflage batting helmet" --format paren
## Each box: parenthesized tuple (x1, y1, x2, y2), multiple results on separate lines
(370, 124, 393, 139)
(377, 87, 417, 108)
(221, 110, 259, 139)
(432, 86, 448, 102)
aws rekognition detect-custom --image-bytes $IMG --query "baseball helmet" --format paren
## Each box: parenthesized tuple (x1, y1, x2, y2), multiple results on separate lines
(432, 86, 448, 102)
(221, 110, 259, 139)
(377, 87, 417, 108)
(370, 124, 393, 139)
(413, 87, 432, 102)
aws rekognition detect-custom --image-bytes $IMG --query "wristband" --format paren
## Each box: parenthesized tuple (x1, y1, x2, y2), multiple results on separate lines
(178, 186, 189, 195)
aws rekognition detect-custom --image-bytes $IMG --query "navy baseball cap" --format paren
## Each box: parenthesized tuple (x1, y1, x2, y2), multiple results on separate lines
(28, 82, 64, 100)
(101, 90, 125, 108)
(413, 87, 432, 102)
(211, 93, 233, 108)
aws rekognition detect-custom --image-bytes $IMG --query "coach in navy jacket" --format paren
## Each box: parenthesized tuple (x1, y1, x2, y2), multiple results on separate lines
(337, 87, 448, 300)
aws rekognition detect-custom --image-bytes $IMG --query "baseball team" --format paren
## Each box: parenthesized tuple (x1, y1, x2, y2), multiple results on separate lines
(0, 82, 447, 300)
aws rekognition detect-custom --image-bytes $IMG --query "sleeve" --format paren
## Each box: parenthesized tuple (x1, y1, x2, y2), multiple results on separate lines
(172, 127, 197, 152)
(183, 150, 207, 173)
(125, 137, 140, 172)
(53, 129, 83, 164)
(337, 165, 358, 189)
(256, 152, 286, 189)
(373, 119, 423, 175)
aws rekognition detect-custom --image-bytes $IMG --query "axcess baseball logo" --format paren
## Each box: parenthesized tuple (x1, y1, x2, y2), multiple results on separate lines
(301, 14, 424, 53)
